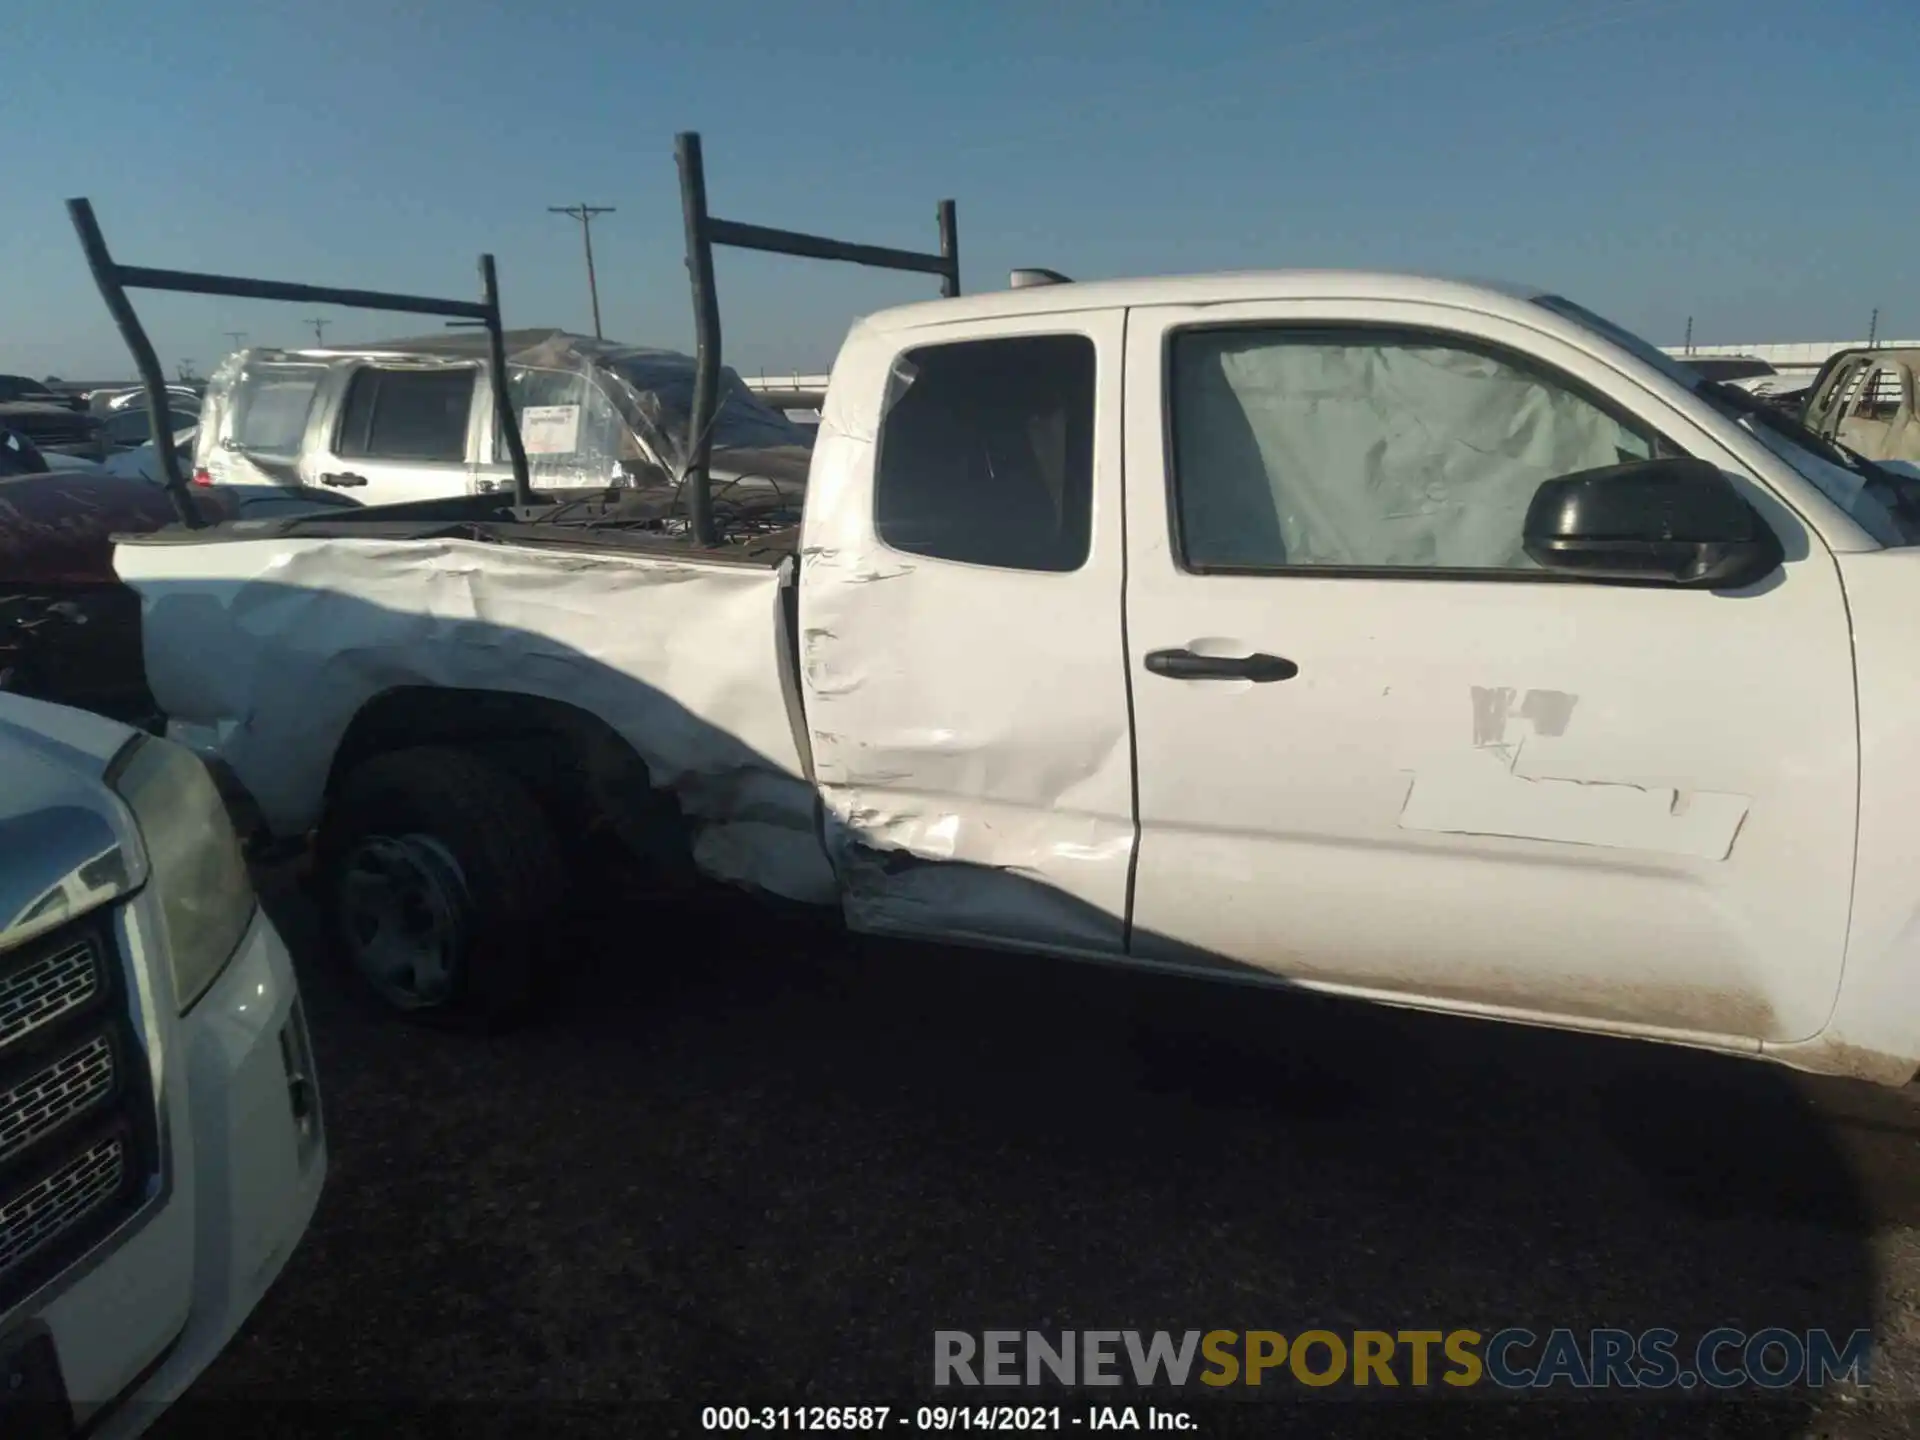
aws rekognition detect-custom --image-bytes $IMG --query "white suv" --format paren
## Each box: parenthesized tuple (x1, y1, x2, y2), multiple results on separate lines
(0, 694, 325, 1437)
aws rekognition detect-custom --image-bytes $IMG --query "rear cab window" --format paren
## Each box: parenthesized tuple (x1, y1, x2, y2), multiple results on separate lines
(872, 333, 1096, 572)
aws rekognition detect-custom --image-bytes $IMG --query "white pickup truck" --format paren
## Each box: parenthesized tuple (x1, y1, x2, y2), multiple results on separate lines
(109, 269, 1920, 1086)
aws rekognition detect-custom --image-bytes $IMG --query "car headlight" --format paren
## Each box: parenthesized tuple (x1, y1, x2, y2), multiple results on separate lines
(109, 736, 256, 1013)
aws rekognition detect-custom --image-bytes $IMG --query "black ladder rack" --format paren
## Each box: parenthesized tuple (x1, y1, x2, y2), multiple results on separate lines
(66, 198, 534, 527)
(674, 131, 959, 546)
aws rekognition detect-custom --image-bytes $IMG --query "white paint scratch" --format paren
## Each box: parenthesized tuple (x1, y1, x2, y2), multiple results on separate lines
(1398, 747, 1748, 861)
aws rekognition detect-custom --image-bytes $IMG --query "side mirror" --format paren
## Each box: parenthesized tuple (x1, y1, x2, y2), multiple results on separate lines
(1523, 457, 1783, 588)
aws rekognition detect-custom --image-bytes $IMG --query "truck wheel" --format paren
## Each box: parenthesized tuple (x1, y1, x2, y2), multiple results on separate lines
(319, 745, 564, 1027)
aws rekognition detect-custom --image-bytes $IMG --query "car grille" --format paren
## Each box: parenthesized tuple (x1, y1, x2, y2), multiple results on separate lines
(0, 1132, 128, 1281)
(0, 917, 156, 1310)
(5, 414, 98, 449)
(0, 1037, 117, 1168)
(0, 940, 100, 1053)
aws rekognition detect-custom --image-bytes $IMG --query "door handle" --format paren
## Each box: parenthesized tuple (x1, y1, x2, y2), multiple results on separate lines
(320, 471, 368, 488)
(1144, 649, 1298, 682)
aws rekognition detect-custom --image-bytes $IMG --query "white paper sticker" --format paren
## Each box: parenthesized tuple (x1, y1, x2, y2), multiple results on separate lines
(521, 405, 581, 456)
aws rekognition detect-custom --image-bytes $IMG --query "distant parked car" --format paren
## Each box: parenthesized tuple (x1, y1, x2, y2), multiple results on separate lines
(0, 372, 87, 411)
(100, 396, 200, 453)
(1802, 347, 1920, 468)
(95, 427, 366, 521)
(198, 331, 811, 508)
(1679, 355, 1776, 385)
(0, 454, 361, 721)
(1679, 356, 1812, 414)
(0, 396, 107, 460)
(90, 382, 205, 416)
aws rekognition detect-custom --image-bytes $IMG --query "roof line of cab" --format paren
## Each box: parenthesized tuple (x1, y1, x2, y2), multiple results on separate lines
(855, 269, 1555, 334)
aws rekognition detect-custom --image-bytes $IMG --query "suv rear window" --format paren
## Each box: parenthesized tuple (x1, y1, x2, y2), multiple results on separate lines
(336, 367, 475, 462)
(233, 364, 327, 457)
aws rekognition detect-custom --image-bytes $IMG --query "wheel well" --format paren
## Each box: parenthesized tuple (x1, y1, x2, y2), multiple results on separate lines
(326, 686, 694, 875)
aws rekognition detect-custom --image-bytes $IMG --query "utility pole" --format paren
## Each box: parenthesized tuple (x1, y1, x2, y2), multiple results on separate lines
(224, 330, 247, 352)
(1868, 307, 1880, 348)
(1684, 316, 1693, 355)
(306, 317, 330, 345)
(549, 203, 615, 339)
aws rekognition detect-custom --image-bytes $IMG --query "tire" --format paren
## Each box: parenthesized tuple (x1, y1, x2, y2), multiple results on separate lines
(318, 745, 565, 1028)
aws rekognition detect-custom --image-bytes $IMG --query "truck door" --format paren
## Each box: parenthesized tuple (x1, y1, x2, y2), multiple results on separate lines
(1120, 297, 1859, 1049)
(303, 362, 481, 504)
(799, 310, 1134, 955)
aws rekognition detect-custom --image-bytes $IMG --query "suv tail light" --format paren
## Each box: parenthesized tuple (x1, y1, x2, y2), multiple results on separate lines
(191, 468, 213, 486)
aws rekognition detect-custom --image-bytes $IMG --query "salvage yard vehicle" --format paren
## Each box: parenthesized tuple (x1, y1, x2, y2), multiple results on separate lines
(90, 385, 202, 417)
(1803, 346, 1919, 468)
(0, 397, 106, 463)
(0, 376, 86, 412)
(85, 135, 1920, 1087)
(2, 466, 179, 723)
(0, 458, 360, 724)
(99, 397, 198, 455)
(1675, 354, 1811, 412)
(194, 330, 811, 509)
(0, 692, 325, 1437)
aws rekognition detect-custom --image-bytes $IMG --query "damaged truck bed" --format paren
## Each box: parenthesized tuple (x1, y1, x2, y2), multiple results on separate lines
(121, 515, 831, 901)
(100, 134, 1920, 1087)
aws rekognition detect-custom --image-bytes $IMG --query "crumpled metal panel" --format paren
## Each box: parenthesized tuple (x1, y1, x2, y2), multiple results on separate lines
(114, 534, 836, 903)
(795, 313, 1137, 955)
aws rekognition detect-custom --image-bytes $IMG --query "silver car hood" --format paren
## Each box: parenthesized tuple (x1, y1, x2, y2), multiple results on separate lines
(0, 695, 146, 952)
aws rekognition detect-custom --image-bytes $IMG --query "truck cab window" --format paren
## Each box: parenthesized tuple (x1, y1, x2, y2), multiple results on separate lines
(1169, 328, 1667, 572)
(337, 367, 475, 462)
(874, 334, 1095, 572)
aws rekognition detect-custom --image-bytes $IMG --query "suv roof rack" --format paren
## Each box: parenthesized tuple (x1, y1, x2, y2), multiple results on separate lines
(65, 198, 534, 527)
(674, 130, 959, 545)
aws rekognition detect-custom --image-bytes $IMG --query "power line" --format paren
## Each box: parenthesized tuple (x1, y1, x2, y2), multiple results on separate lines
(549, 203, 616, 339)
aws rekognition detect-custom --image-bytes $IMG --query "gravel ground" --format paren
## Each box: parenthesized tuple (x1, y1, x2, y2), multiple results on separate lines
(148, 872, 1920, 1439)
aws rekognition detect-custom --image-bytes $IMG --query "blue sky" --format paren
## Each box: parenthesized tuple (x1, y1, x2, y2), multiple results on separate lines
(2, 0, 1911, 380)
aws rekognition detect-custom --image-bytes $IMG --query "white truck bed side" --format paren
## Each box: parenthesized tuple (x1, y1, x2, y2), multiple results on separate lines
(112, 534, 836, 902)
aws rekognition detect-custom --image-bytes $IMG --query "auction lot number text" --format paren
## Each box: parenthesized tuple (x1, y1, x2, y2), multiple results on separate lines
(702, 1407, 1070, 1431)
